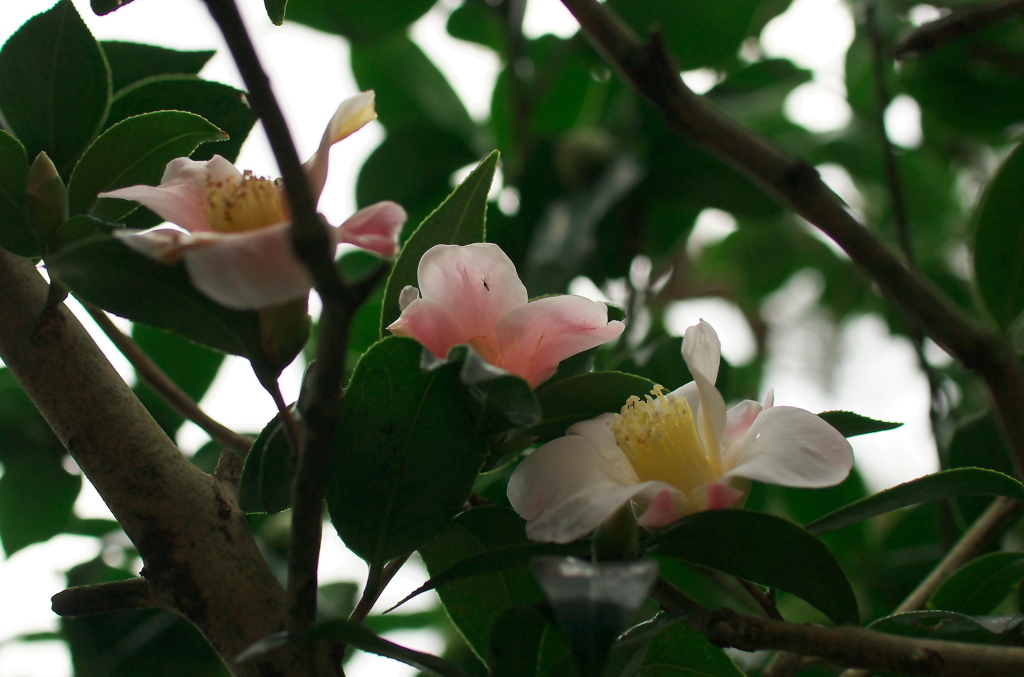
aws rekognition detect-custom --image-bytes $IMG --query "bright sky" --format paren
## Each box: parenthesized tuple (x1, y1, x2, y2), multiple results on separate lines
(0, 1, 934, 675)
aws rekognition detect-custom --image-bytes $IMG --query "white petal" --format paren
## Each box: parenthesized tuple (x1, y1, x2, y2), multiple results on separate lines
(114, 227, 193, 263)
(304, 91, 377, 199)
(682, 320, 721, 384)
(398, 285, 420, 312)
(723, 406, 854, 488)
(682, 321, 727, 462)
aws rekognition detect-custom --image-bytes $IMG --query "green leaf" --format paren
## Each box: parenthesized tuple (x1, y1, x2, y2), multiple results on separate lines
(929, 552, 1024, 616)
(107, 77, 257, 165)
(327, 337, 488, 567)
(532, 556, 659, 677)
(0, 0, 111, 173)
(647, 510, 858, 625)
(418, 507, 573, 661)
(487, 606, 573, 677)
(264, 0, 288, 25)
(805, 468, 1024, 536)
(868, 610, 1024, 645)
(973, 143, 1024, 328)
(617, 617, 744, 677)
(528, 372, 655, 443)
(815, 411, 903, 438)
(284, 0, 436, 42)
(0, 130, 41, 257)
(131, 324, 225, 438)
(100, 41, 214, 94)
(67, 111, 225, 222)
(45, 229, 278, 366)
(379, 151, 498, 334)
(239, 411, 293, 514)
(91, 0, 139, 15)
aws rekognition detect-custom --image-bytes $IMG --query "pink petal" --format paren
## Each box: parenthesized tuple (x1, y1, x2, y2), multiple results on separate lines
(721, 399, 763, 468)
(338, 201, 406, 258)
(387, 297, 474, 360)
(180, 223, 326, 310)
(496, 295, 625, 387)
(723, 406, 854, 488)
(304, 91, 377, 200)
(703, 481, 747, 510)
(115, 228, 193, 264)
(636, 489, 686, 528)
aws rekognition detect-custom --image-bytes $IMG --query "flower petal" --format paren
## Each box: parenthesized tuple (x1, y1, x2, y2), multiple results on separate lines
(115, 227, 193, 264)
(304, 91, 377, 200)
(386, 296, 471, 359)
(682, 321, 727, 462)
(338, 200, 406, 258)
(180, 223, 323, 310)
(723, 406, 854, 488)
(496, 295, 625, 387)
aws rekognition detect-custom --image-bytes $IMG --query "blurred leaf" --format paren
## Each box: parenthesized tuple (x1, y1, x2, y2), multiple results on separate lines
(0, 370, 80, 555)
(131, 324, 224, 438)
(378, 150, 498, 334)
(239, 411, 293, 514)
(615, 617, 744, 677)
(0, 130, 42, 257)
(351, 34, 478, 146)
(448, 0, 506, 54)
(107, 77, 256, 164)
(487, 606, 573, 677)
(816, 411, 903, 438)
(91, 0, 139, 15)
(67, 111, 225, 222)
(100, 41, 214, 94)
(527, 372, 655, 443)
(0, 0, 110, 173)
(327, 337, 487, 567)
(46, 229, 291, 371)
(930, 552, 1024, 616)
(532, 556, 658, 676)
(868, 610, 1024, 645)
(264, 0, 287, 25)
(806, 468, 1024, 536)
(973, 143, 1024, 328)
(647, 510, 858, 625)
(946, 413, 1016, 521)
(284, 0, 436, 42)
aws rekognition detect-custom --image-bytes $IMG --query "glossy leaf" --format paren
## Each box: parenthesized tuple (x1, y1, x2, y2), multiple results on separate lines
(529, 371, 656, 443)
(67, 111, 225, 222)
(284, 0, 436, 42)
(379, 151, 498, 334)
(238, 411, 293, 514)
(646, 510, 858, 625)
(869, 610, 1024, 645)
(816, 411, 903, 438)
(973, 143, 1024, 328)
(0, 0, 110, 172)
(107, 77, 256, 165)
(929, 552, 1024, 616)
(101, 41, 215, 93)
(0, 130, 40, 257)
(327, 337, 487, 567)
(806, 468, 1024, 536)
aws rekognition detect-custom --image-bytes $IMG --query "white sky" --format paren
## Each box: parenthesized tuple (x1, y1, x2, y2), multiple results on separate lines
(0, 1, 936, 675)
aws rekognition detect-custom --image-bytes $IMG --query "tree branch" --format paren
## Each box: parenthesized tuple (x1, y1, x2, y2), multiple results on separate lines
(895, 0, 1024, 59)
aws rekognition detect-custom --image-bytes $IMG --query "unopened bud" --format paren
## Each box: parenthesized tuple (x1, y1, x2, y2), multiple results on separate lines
(26, 152, 67, 242)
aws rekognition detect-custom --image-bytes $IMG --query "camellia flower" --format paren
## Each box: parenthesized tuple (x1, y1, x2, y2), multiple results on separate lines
(387, 243, 625, 387)
(99, 91, 407, 310)
(507, 320, 853, 543)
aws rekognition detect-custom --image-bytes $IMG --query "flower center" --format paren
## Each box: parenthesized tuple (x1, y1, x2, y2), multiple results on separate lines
(206, 171, 288, 233)
(611, 386, 719, 493)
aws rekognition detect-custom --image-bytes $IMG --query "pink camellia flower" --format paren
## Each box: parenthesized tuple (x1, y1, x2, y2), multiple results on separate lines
(387, 243, 625, 387)
(99, 91, 407, 310)
(507, 320, 854, 543)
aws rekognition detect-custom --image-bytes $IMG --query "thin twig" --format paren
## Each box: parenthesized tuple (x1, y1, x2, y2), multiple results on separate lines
(737, 579, 783, 621)
(349, 555, 413, 624)
(86, 305, 253, 456)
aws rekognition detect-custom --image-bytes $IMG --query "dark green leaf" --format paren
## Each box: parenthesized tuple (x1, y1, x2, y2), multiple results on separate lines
(239, 412, 293, 514)
(815, 411, 903, 438)
(806, 468, 1024, 536)
(379, 151, 498, 334)
(327, 337, 487, 567)
(868, 610, 1024, 645)
(0, 130, 41, 257)
(101, 41, 214, 94)
(0, 0, 110, 172)
(532, 556, 658, 677)
(284, 0, 436, 42)
(265, 0, 287, 25)
(448, 0, 506, 54)
(91, 0, 139, 15)
(45, 229, 281, 367)
(107, 77, 256, 165)
(973, 143, 1024, 328)
(487, 606, 572, 677)
(647, 510, 858, 625)
(617, 617, 744, 677)
(529, 372, 655, 443)
(929, 552, 1024, 616)
(67, 111, 225, 222)
(439, 345, 541, 439)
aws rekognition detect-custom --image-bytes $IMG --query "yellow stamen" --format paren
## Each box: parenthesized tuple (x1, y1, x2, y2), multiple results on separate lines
(611, 386, 718, 493)
(206, 171, 287, 233)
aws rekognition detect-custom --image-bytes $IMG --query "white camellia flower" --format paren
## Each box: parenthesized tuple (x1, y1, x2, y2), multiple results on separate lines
(508, 320, 854, 543)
